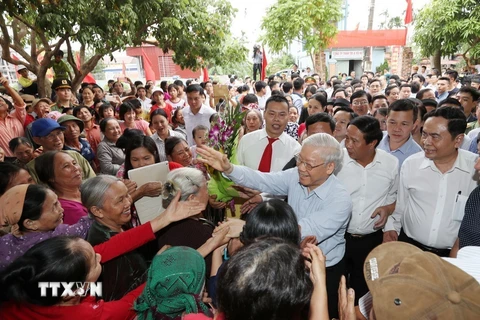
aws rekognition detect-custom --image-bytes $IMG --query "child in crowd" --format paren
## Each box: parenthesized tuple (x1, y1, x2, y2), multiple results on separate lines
(190, 125, 208, 159)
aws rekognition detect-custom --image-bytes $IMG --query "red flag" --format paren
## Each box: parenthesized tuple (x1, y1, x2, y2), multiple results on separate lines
(141, 49, 156, 81)
(261, 47, 268, 81)
(76, 52, 96, 83)
(405, 0, 413, 24)
(202, 67, 209, 82)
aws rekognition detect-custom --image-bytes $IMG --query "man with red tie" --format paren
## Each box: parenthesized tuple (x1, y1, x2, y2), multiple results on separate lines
(236, 95, 301, 210)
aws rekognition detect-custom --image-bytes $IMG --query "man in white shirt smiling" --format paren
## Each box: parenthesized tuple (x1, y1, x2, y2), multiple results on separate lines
(336, 115, 399, 304)
(183, 84, 216, 146)
(236, 95, 301, 212)
(385, 106, 479, 256)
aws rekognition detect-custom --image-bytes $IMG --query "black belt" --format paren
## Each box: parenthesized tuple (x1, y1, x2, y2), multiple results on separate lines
(346, 229, 383, 239)
(399, 230, 450, 257)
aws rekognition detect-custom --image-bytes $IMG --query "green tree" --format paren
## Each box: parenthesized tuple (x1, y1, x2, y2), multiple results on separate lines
(207, 33, 250, 78)
(266, 53, 295, 75)
(413, 0, 480, 71)
(0, 0, 243, 97)
(260, 0, 343, 80)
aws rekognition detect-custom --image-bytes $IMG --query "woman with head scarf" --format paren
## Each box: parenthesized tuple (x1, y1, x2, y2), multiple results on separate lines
(0, 184, 93, 271)
(135, 246, 212, 320)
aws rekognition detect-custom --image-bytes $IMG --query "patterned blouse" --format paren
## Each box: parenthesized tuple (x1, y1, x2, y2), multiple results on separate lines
(0, 216, 93, 271)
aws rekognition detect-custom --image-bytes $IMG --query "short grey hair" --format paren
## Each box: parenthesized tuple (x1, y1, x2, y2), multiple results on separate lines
(302, 133, 343, 173)
(162, 167, 206, 208)
(80, 175, 121, 211)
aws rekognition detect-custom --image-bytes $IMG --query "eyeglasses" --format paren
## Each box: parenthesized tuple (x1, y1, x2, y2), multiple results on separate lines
(41, 130, 64, 141)
(294, 154, 325, 171)
(352, 100, 369, 106)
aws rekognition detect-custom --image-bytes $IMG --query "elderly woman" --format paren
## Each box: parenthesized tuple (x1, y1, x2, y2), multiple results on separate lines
(97, 117, 125, 175)
(164, 136, 226, 221)
(134, 247, 213, 320)
(0, 187, 206, 319)
(156, 167, 216, 274)
(35, 151, 88, 224)
(0, 184, 93, 271)
(8, 137, 37, 169)
(165, 136, 194, 168)
(82, 175, 208, 302)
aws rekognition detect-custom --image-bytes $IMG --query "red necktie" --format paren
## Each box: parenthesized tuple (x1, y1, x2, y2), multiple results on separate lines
(258, 137, 278, 172)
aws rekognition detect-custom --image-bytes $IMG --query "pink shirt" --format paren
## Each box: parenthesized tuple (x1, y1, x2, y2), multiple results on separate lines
(59, 198, 88, 225)
(0, 104, 26, 157)
(120, 119, 150, 135)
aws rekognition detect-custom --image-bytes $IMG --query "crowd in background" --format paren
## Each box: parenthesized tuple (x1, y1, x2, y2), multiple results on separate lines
(0, 59, 479, 319)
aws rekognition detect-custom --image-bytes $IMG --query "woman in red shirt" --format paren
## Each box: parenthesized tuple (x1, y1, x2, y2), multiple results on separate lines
(0, 191, 206, 320)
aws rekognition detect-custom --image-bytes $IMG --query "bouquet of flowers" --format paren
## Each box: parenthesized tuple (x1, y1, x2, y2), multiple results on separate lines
(206, 100, 246, 206)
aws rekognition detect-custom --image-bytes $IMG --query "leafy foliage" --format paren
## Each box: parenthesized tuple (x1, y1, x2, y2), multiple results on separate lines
(0, 0, 244, 96)
(413, 0, 480, 67)
(260, 0, 343, 55)
(266, 53, 295, 75)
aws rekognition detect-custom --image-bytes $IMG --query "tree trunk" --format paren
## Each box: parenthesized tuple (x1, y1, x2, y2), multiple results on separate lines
(314, 51, 326, 81)
(432, 49, 441, 71)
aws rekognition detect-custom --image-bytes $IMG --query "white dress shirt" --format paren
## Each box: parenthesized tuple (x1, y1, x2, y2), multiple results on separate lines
(336, 149, 399, 235)
(236, 129, 301, 172)
(256, 95, 268, 110)
(387, 149, 479, 249)
(183, 104, 216, 146)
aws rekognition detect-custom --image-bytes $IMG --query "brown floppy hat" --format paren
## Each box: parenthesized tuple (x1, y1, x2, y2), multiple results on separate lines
(364, 242, 480, 320)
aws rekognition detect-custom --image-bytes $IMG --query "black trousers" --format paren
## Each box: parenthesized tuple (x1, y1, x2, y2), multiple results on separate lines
(325, 257, 345, 319)
(345, 230, 383, 305)
(398, 230, 450, 257)
(21, 82, 38, 96)
(253, 63, 261, 81)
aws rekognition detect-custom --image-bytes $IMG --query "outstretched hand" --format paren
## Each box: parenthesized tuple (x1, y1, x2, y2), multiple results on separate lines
(214, 218, 245, 238)
(196, 146, 233, 173)
(303, 244, 326, 286)
(338, 275, 356, 320)
(162, 191, 206, 224)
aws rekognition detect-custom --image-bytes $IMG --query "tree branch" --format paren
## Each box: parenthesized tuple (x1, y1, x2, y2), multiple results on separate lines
(66, 38, 80, 77)
(0, 15, 11, 58)
(30, 31, 37, 61)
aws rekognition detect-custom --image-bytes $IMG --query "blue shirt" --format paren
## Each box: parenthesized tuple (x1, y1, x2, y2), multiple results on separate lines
(377, 133, 422, 168)
(227, 166, 352, 267)
(64, 138, 95, 163)
(469, 137, 478, 154)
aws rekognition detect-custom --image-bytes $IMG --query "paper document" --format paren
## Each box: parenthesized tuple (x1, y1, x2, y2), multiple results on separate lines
(128, 161, 170, 224)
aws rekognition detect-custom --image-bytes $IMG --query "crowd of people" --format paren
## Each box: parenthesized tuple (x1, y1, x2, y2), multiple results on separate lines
(0, 61, 479, 320)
